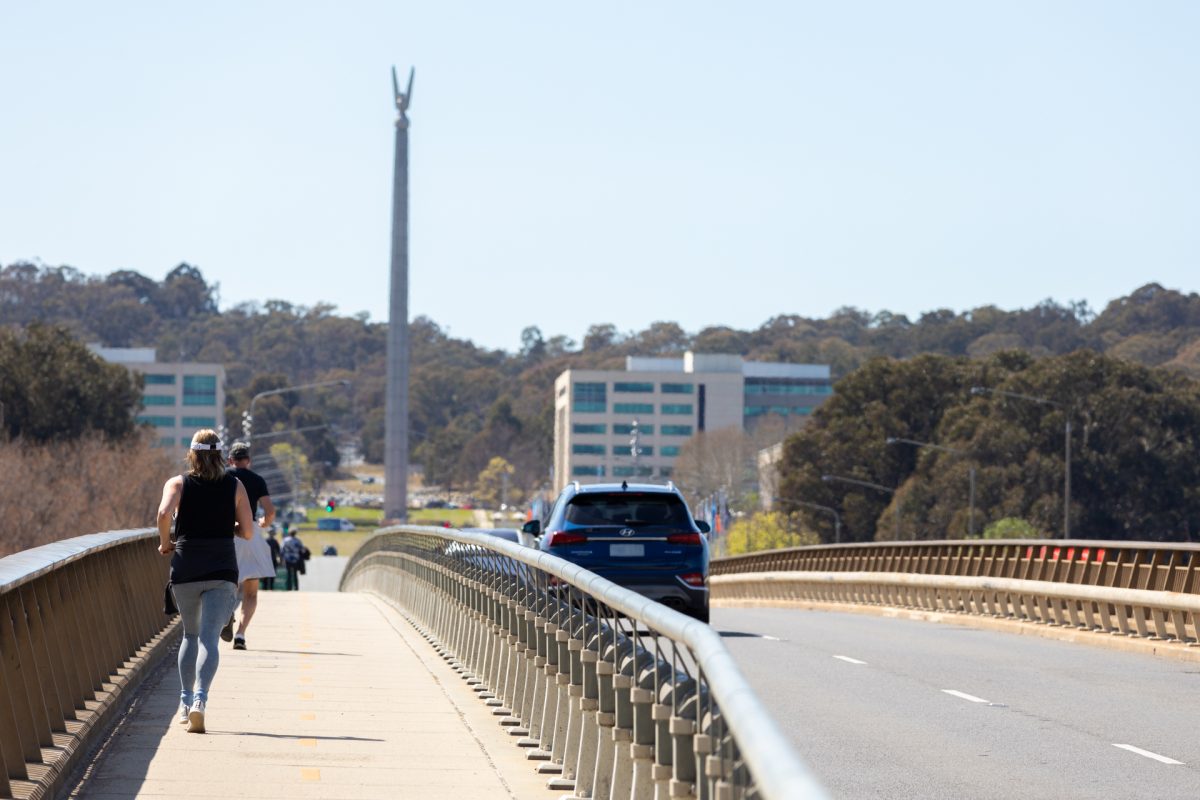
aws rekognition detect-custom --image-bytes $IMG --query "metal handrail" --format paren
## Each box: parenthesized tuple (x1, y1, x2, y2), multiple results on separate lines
(342, 525, 827, 800)
(0, 529, 174, 799)
(713, 570, 1200, 642)
(711, 539, 1200, 595)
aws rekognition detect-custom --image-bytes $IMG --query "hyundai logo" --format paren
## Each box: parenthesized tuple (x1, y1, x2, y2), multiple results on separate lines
(619, 528, 636, 537)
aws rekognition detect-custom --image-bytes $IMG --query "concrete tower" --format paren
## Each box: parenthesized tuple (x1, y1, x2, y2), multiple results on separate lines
(384, 66, 413, 521)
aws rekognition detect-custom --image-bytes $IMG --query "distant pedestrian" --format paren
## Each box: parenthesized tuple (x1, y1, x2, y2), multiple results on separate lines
(281, 530, 306, 591)
(157, 429, 255, 734)
(263, 527, 281, 590)
(223, 442, 276, 650)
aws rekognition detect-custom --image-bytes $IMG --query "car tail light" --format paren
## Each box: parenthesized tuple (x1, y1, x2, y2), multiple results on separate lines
(545, 530, 588, 547)
(667, 533, 702, 545)
(678, 572, 706, 587)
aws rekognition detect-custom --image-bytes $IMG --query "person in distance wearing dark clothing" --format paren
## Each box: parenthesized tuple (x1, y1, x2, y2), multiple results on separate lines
(222, 442, 276, 650)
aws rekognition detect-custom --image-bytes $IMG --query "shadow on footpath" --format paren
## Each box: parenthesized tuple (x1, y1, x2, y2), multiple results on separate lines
(65, 643, 177, 799)
(209, 731, 384, 742)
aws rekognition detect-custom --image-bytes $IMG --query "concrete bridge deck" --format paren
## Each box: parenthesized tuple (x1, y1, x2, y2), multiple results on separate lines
(65, 591, 547, 799)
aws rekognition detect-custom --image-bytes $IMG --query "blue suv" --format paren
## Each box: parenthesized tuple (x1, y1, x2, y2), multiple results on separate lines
(523, 481, 711, 623)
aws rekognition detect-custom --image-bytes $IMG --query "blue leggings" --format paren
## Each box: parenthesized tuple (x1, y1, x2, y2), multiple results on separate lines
(173, 580, 238, 706)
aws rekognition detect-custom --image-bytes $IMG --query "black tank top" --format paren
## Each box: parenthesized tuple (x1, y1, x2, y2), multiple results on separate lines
(171, 473, 239, 584)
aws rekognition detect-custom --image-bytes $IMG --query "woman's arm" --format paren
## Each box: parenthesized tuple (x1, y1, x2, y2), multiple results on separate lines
(259, 495, 277, 527)
(234, 480, 255, 539)
(157, 477, 183, 556)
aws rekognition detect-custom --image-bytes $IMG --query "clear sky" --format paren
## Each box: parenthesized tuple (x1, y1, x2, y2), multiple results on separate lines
(2, 3, 1197, 352)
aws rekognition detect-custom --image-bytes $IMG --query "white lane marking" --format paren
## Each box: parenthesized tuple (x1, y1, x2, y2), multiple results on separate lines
(762, 635, 781, 641)
(833, 655, 867, 665)
(1112, 744, 1184, 765)
(942, 689, 990, 704)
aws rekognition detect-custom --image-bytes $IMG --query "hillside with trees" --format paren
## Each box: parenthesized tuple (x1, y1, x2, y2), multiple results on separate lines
(776, 351, 1200, 543)
(4, 261, 1200, 518)
(0, 323, 171, 554)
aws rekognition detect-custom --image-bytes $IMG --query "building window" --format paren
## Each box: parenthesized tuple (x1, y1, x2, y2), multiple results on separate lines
(636, 466, 653, 477)
(745, 405, 768, 417)
(661, 446, 681, 457)
(183, 375, 217, 406)
(613, 445, 653, 457)
(744, 381, 834, 396)
(613, 466, 635, 477)
(137, 415, 175, 428)
(573, 444, 605, 455)
(574, 382, 606, 413)
(614, 403, 654, 415)
(573, 423, 606, 434)
(158, 437, 176, 447)
(144, 374, 176, 385)
(614, 382, 654, 393)
(659, 467, 674, 477)
(613, 423, 653, 435)
(142, 395, 175, 406)
(182, 416, 217, 428)
(661, 404, 693, 415)
(661, 383, 693, 394)
(573, 465, 605, 477)
(181, 437, 194, 446)
(661, 425, 693, 436)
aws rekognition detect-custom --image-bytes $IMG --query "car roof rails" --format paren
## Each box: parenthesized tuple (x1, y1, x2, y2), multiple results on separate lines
(666, 480, 675, 491)
(572, 481, 581, 493)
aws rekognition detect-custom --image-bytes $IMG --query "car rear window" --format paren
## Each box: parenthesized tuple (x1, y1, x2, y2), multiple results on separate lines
(564, 493, 691, 528)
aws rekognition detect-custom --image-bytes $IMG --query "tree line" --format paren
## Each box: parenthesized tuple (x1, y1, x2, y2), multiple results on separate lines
(4, 261, 1200, 510)
(777, 350, 1200, 543)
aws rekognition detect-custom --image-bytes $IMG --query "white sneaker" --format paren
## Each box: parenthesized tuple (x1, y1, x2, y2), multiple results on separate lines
(177, 703, 190, 725)
(187, 699, 206, 733)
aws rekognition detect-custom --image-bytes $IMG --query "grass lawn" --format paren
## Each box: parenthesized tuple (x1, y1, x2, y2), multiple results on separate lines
(286, 506, 480, 559)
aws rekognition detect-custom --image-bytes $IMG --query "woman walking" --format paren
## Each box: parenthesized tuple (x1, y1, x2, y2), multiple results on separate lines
(157, 430, 254, 733)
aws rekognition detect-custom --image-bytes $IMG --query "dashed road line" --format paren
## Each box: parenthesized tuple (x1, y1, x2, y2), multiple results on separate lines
(833, 655, 867, 665)
(1113, 744, 1184, 765)
(942, 689, 990, 704)
(762, 635, 781, 641)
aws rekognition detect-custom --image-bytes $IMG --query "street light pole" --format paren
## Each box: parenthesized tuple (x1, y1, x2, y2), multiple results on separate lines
(886, 436, 977, 537)
(245, 380, 352, 446)
(821, 474, 900, 540)
(971, 386, 1071, 539)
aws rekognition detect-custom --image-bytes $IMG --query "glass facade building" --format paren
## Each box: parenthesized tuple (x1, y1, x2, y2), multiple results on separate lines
(553, 352, 832, 491)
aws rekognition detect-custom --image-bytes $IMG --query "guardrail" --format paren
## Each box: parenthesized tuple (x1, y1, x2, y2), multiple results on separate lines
(341, 526, 827, 800)
(0, 529, 175, 800)
(710, 539, 1200, 647)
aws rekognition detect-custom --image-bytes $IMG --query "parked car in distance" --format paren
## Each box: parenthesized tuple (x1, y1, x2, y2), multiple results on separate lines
(524, 482, 710, 623)
(317, 518, 356, 531)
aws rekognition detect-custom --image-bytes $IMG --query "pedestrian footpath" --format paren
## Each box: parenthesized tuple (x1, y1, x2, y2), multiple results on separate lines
(66, 591, 549, 799)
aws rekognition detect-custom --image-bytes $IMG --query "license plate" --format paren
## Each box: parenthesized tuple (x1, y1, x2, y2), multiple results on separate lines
(610, 543, 644, 558)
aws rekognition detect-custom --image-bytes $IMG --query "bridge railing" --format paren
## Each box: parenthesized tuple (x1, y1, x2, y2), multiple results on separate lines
(0, 529, 173, 800)
(711, 539, 1200, 647)
(341, 526, 827, 800)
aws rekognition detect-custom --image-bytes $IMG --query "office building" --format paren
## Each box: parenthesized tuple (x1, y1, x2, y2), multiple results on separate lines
(90, 346, 226, 451)
(553, 352, 831, 491)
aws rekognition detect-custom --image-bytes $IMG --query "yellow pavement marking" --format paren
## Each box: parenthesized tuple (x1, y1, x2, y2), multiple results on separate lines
(299, 676, 313, 684)
(300, 663, 313, 670)
(300, 768, 320, 781)
(299, 692, 313, 700)
(300, 713, 315, 720)
(299, 738, 317, 747)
